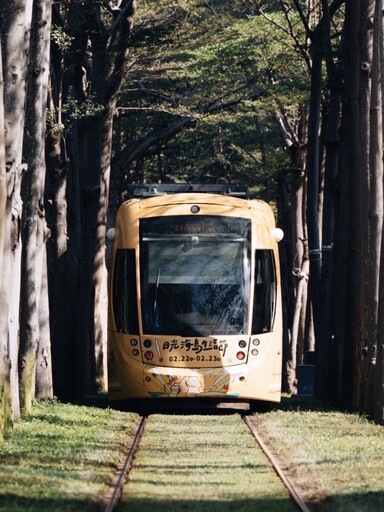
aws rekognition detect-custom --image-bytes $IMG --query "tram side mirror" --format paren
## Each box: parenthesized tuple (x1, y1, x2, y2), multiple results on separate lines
(106, 228, 116, 241)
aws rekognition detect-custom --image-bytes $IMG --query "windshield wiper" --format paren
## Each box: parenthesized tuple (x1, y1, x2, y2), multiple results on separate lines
(153, 267, 161, 322)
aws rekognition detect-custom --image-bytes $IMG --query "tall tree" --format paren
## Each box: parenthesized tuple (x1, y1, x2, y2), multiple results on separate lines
(47, 0, 136, 398)
(333, 0, 384, 419)
(0, 0, 33, 424)
(364, 0, 383, 415)
(371, 0, 384, 424)
(19, 0, 53, 412)
(289, 0, 345, 398)
(0, 41, 8, 441)
(339, 0, 373, 409)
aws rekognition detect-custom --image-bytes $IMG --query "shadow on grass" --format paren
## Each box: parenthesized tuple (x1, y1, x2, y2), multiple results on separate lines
(72, 393, 338, 417)
(275, 395, 338, 413)
(74, 393, 109, 409)
(0, 494, 97, 512)
(316, 491, 384, 512)
(117, 491, 384, 512)
(117, 497, 299, 512)
(0, 496, 299, 512)
(3, 489, 384, 512)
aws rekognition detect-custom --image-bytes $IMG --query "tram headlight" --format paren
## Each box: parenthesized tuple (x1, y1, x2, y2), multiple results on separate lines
(251, 349, 259, 356)
(238, 340, 247, 348)
(191, 205, 200, 214)
(271, 227, 284, 242)
(236, 351, 246, 361)
(143, 339, 152, 348)
(132, 349, 139, 356)
(252, 338, 261, 346)
(130, 339, 138, 346)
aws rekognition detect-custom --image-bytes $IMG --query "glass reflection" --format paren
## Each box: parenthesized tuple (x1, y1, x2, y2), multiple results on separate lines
(140, 216, 250, 336)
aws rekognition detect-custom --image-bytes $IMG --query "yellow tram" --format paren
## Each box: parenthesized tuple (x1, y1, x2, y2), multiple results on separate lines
(107, 184, 284, 410)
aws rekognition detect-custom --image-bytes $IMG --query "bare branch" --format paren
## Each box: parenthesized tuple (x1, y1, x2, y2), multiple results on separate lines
(259, 2, 311, 70)
(204, 1, 220, 20)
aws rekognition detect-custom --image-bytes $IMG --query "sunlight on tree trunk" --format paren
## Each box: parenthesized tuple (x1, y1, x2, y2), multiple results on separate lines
(1, 0, 34, 424)
(0, 42, 9, 441)
(19, 0, 53, 412)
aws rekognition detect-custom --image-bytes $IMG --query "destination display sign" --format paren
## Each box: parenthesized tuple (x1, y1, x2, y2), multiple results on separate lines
(141, 215, 250, 238)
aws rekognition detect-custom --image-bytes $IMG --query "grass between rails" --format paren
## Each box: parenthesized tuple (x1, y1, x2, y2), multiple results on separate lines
(119, 414, 297, 512)
(0, 398, 138, 512)
(256, 397, 384, 512)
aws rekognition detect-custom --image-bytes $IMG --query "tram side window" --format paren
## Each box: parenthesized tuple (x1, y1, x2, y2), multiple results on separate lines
(113, 249, 139, 334)
(252, 250, 276, 334)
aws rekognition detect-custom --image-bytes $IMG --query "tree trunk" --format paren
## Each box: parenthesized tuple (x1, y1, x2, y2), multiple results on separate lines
(362, 0, 382, 417)
(351, 0, 375, 413)
(35, 237, 53, 398)
(0, 40, 10, 441)
(0, 44, 5, 294)
(0, 0, 33, 423)
(338, 1, 370, 409)
(317, 60, 342, 400)
(376, 293, 384, 423)
(275, 103, 309, 395)
(306, 40, 324, 396)
(45, 8, 73, 399)
(94, 106, 115, 391)
(19, 0, 52, 412)
(373, 0, 384, 424)
(289, 171, 309, 392)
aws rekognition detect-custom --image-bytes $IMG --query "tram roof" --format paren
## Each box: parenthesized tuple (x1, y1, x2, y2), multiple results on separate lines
(122, 183, 248, 201)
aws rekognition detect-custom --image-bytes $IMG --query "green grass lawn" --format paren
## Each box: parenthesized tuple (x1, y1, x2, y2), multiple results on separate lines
(0, 398, 138, 512)
(0, 396, 383, 512)
(256, 397, 384, 512)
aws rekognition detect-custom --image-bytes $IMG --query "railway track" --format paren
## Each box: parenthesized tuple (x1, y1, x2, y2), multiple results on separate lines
(102, 413, 317, 512)
(243, 415, 315, 512)
(102, 416, 148, 512)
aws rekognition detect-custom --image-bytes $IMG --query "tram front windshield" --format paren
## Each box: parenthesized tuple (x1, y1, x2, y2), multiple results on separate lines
(140, 216, 251, 337)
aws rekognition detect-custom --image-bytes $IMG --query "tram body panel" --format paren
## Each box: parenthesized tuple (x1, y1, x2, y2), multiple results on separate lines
(108, 188, 283, 405)
(108, 333, 281, 401)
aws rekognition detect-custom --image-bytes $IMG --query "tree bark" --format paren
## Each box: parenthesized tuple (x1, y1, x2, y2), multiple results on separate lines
(45, 5, 73, 400)
(317, 62, 342, 400)
(362, 0, 382, 417)
(0, 40, 10, 441)
(338, 1, 370, 409)
(0, 0, 33, 423)
(373, 0, 384, 424)
(19, 0, 53, 412)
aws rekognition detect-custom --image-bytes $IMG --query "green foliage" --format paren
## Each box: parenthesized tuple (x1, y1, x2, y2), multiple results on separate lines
(47, 95, 105, 137)
(51, 25, 74, 52)
(61, 96, 105, 121)
(112, 0, 311, 198)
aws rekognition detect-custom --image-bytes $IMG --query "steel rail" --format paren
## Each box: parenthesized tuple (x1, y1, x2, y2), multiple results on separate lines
(102, 415, 148, 512)
(243, 415, 316, 512)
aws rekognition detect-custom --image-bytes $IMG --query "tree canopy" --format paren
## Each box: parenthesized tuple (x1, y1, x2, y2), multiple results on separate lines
(111, 0, 311, 198)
